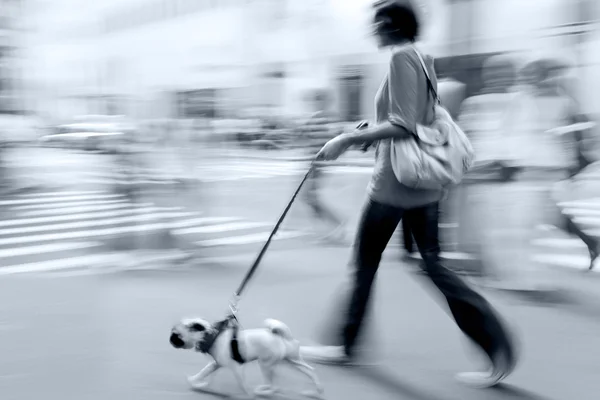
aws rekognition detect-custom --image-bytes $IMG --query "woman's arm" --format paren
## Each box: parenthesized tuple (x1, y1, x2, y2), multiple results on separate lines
(344, 121, 411, 147)
(345, 50, 421, 146)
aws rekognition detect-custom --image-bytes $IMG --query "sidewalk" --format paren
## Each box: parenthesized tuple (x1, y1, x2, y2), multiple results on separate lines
(2, 248, 600, 400)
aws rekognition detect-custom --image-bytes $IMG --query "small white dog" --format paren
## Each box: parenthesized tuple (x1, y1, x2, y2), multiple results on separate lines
(170, 316, 324, 398)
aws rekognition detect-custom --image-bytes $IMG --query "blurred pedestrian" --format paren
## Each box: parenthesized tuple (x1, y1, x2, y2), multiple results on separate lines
(302, 91, 348, 244)
(540, 74, 600, 270)
(455, 54, 523, 278)
(518, 60, 599, 270)
(301, 0, 517, 388)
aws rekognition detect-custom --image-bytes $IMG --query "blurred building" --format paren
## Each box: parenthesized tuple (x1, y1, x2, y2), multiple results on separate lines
(20, 0, 600, 122)
(0, 0, 24, 114)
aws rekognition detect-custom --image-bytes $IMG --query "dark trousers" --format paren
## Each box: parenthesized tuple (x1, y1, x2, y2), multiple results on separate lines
(342, 199, 516, 366)
(401, 217, 414, 253)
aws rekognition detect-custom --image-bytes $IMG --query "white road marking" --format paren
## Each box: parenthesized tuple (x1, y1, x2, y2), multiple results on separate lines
(558, 199, 600, 209)
(573, 217, 600, 226)
(532, 254, 592, 269)
(0, 212, 199, 236)
(20, 203, 156, 216)
(531, 237, 588, 249)
(0, 253, 125, 275)
(16, 190, 105, 198)
(196, 231, 307, 247)
(13, 199, 127, 211)
(0, 194, 123, 206)
(0, 242, 102, 259)
(562, 208, 600, 217)
(0, 207, 168, 227)
(173, 222, 270, 235)
(0, 217, 240, 246)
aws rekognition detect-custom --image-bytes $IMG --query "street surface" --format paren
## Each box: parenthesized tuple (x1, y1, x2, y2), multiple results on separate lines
(1, 249, 599, 400)
(2, 146, 600, 399)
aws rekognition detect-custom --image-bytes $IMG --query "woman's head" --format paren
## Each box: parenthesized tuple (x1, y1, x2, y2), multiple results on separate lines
(372, 0, 420, 48)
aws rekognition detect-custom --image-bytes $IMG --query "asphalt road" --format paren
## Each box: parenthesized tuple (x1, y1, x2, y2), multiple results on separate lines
(1, 248, 600, 400)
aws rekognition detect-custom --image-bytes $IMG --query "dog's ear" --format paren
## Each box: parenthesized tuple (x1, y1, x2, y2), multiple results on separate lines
(189, 322, 207, 332)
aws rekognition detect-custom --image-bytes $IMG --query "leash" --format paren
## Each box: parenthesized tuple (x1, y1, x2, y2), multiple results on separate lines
(225, 120, 370, 318)
(201, 122, 370, 356)
(226, 161, 317, 317)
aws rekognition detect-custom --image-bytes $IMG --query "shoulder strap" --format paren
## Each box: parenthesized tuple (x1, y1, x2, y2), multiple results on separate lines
(412, 46, 441, 105)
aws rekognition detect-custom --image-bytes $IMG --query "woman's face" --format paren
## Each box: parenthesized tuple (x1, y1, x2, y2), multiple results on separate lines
(373, 16, 393, 48)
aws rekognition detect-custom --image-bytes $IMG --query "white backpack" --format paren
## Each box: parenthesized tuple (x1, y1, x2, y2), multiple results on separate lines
(390, 48, 475, 190)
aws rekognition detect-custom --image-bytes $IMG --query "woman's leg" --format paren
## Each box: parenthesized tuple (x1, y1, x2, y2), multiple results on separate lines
(406, 202, 517, 378)
(342, 199, 403, 356)
(401, 215, 414, 253)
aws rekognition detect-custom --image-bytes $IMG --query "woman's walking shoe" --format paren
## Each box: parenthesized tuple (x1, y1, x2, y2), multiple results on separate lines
(300, 345, 377, 367)
(455, 349, 513, 388)
(300, 346, 352, 365)
(589, 247, 598, 271)
(402, 251, 421, 262)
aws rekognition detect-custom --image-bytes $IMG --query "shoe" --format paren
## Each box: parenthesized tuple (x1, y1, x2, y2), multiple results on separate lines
(300, 346, 352, 365)
(402, 251, 421, 262)
(455, 350, 513, 389)
(589, 248, 598, 271)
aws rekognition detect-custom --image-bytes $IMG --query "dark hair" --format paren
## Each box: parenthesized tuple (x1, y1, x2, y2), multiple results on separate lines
(373, 1, 420, 43)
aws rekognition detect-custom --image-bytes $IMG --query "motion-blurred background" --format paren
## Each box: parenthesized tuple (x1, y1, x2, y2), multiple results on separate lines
(1, 1, 600, 400)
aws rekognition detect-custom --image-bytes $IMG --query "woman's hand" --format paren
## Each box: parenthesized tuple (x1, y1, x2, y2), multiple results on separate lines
(316, 134, 353, 161)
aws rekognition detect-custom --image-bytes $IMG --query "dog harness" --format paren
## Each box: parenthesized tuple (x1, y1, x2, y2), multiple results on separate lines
(195, 316, 245, 364)
(230, 324, 245, 364)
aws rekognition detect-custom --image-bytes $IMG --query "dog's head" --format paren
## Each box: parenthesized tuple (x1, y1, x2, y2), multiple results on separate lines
(170, 318, 213, 350)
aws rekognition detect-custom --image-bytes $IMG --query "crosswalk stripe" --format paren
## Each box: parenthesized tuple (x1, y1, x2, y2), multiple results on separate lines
(0, 207, 172, 227)
(0, 212, 199, 236)
(196, 230, 307, 247)
(585, 229, 600, 238)
(562, 208, 600, 217)
(201, 175, 270, 182)
(220, 165, 300, 176)
(532, 254, 591, 269)
(405, 251, 478, 261)
(0, 242, 103, 258)
(0, 216, 240, 246)
(16, 190, 105, 198)
(573, 217, 600, 226)
(226, 161, 301, 169)
(325, 166, 373, 174)
(13, 199, 127, 211)
(0, 194, 123, 206)
(0, 253, 125, 276)
(531, 237, 588, 249)
(558, 199, 600, 209)
(173, 222, 270, 235)
(20, 202, 155, 217)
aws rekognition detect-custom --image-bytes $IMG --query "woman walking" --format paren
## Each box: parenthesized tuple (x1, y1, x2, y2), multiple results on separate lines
(301, 0, 517, 388)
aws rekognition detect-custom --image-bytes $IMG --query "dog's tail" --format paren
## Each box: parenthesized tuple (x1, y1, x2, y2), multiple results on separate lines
(264, 319, 294, 341)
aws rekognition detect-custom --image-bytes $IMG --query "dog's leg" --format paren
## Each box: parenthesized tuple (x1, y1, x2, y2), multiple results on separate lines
(187, 361, 219, 389)
(231, 364, 253, 399)
(255, 360, 278, 397)
(287, 359, 325, 398)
